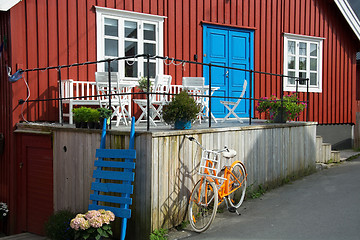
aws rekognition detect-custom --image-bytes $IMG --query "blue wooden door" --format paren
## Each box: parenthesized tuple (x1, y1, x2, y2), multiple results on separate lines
(203, 25, 253, 118)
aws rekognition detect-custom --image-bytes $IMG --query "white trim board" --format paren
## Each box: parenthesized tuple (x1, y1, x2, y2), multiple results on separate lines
(334, 0, 360, 42)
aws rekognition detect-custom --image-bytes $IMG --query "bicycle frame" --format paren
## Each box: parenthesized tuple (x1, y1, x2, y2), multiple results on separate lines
(186, 136, 247, 205)
(187, 135, 248, 232)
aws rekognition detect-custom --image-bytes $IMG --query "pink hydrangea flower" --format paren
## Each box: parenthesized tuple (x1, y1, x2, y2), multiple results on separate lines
(70, 216, 90, 230)
(85, 210, 101, 220)
(106, 210, 115, 221)
(89, 216, 103, 228)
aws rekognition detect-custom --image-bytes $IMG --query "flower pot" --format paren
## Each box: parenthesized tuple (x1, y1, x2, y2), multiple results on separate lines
(88, 122, 96, 129)
(75, 122, 82, 128)
(270, 110, 288, 123)
(81, 122, 88, 128)
(174, 120, 191, 130)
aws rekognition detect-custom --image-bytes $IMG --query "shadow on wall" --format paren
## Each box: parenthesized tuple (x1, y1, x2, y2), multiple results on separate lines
(153, 124, 317, 230)
(317, 124, 353, 150)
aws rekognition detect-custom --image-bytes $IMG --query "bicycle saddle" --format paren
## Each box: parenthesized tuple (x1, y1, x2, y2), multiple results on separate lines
(222, 149, 236, 159)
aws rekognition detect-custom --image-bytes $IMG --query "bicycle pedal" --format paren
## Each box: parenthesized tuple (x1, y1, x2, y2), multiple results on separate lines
(227, 207, 236, 213)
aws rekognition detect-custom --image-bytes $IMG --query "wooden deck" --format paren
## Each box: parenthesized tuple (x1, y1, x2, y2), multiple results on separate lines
(15, 119, 317, 239)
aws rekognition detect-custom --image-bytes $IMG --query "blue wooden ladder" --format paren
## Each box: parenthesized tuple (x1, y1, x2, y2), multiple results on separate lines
(89, 117, 136, 240)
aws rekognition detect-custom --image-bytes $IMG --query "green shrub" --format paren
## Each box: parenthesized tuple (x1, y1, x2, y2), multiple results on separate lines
(137, 76, 153, 92)
(97, 107, 112, 119)
(44, 210, 76, 240)
(88, 108, 100, 122)
(162, 91, 201, 124)
(150, 228, 168, 240)
(72, 107, 91, 123)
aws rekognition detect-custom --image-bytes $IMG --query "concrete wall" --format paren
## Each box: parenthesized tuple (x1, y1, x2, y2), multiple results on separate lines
(317, 124, 353, 150)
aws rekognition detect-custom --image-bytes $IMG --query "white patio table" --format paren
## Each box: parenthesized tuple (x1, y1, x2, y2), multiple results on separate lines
(182, 85, 219, 123)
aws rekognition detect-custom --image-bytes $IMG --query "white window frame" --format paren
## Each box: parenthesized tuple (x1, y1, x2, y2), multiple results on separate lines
(283, 33, 324, 93)
(95, 6, 166, 81)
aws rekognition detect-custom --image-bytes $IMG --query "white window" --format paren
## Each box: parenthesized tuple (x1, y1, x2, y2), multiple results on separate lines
(283, 33, 324, 92)
(96, 6, 165, 80)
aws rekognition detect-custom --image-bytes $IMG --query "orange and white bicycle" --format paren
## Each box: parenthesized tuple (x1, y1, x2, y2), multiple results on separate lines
(186, 135, 247, 232)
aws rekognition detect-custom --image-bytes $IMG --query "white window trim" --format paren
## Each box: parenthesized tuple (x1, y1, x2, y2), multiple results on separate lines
(95, 6, 166, 80)
(283, 33, 324, 93)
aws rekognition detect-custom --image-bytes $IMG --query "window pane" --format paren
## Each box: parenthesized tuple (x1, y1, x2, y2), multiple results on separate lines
(144, 43, 156, 56)
(125, 21, 137, 39)
(105, 18, 118, 37)
(125, 61, 138, 77)
(310, 73, 317, 86)
(144, 62, 156, 78)
(125, 41, 137, 56)
(299, 42, 307, 55)
(105, 39, 118, 56)
(299, 72, 307, 85)
(288, 41, 295, 55)
(105, 61, 118, 72)
(287, 71, 295, 85)
(299, 57, 306, 70)
(288, 56, 295, 69)
(144, 23, 156, 40)
(310, 58, 317, 71)
(310, 43, 317, 57)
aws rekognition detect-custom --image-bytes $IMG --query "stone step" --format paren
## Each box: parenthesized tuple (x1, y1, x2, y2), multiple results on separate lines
(331, 150, 341, 163)
(322, 143, 332, 163)
(316, 136, 323, 163)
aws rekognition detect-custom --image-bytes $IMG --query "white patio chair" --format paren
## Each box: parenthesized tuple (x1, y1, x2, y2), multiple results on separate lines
(182, 77, 206, 124)
(133, 74, 172, 125)
(220, 79, 247, 123)
(95, 72, 134, 126)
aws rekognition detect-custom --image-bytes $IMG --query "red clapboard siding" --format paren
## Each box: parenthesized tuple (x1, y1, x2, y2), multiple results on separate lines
(0, 12, 12, 235)
(8, 0, 360, 125)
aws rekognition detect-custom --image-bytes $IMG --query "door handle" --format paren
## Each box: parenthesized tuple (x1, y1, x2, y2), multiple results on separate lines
(225, 70, 229, 78)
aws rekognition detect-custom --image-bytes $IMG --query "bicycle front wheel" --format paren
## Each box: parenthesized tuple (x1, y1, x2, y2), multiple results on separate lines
(188, 178, 218, 232)
(228, 162, 247, 209)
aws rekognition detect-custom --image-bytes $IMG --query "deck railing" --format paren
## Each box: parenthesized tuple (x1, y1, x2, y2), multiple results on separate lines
(12, 54, 309, 130)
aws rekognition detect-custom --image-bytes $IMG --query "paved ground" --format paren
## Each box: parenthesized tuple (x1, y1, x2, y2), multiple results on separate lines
(2, 152, 359, 240)
(168, 155, 360, 240)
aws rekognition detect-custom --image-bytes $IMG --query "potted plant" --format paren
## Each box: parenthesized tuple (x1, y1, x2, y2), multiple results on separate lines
(256, 93, 307, 123)
(70, 209, 115, 240)
(88, 108, 100, 129)
(137, 76, 153, 92)
(162, 91, 201, 130)
(72, 107, 91, 128)
(97, 107, 112, 129)
(44, 210, 76, 240)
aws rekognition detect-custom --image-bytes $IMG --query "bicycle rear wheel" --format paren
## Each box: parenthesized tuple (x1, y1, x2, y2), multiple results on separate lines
(228, 162, 247, 209)
(188, 178, 218, 232)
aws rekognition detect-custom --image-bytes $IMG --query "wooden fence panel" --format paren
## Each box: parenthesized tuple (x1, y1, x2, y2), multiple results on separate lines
(50, 123, 316, 238)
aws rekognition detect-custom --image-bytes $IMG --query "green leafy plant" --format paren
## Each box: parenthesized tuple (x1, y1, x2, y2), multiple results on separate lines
(44, 209, 76, 240)
(175, 220, 189, 231)
(149, 228, 168, 240)
(162, 91, 201, 124)
(96, 107, 112, 119)
(70, 209, 115, 240)
(256, 93, 307, 122)
(72, 107, 92, 123)
(88, 108, 100, 123)
(250, 184, 266, 199)
(137, 76, 153, 92)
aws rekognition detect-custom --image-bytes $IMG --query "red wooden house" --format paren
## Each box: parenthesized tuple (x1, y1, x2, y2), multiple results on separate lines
(1, 0, 360, 236)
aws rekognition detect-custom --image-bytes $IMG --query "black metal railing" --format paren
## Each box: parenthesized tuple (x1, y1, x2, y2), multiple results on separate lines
(12, 54, 309, 131)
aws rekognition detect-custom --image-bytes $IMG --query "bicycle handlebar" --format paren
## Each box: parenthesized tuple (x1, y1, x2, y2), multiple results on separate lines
(185, 135, 230, 153)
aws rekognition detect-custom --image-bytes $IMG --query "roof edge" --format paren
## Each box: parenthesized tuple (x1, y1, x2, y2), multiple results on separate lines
(0, 0, 22, 11)
(334, 0, 360, 41)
